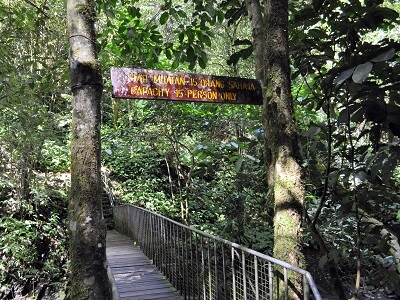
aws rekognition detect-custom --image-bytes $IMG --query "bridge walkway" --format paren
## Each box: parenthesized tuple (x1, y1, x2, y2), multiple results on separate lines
(106, 230, 183, 300)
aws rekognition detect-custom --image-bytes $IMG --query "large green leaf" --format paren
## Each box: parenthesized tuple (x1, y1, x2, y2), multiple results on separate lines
(233, 38, 253, 46)
(337, 108, 349, 124)
(371, 48, 396, 63)
(352, 62, 373, 83)
(234, 156, 244, 173)
(160, 11, 169, 25)
(333, 67, 355, 85)
(227, 45, 253, 66)
(186, 46, 196, 69)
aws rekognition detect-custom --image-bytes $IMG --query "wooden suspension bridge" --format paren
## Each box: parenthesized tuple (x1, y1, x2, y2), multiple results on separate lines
(105, 204, 321, 300)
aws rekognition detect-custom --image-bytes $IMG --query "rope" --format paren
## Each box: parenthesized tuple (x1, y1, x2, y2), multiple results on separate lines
(68, 34, 96, 45)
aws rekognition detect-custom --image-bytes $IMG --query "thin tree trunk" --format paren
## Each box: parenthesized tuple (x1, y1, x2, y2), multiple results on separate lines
(245, 0, 264, 80)
(67, 0, 111, 299)
(247, 0, 306, 298)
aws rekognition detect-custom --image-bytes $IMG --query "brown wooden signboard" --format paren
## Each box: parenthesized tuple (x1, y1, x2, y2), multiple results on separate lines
(111, 67, 263, 105)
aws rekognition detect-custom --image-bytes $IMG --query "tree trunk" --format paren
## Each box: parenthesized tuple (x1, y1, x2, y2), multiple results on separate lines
(247, 0, 305, 298)
(67, 0, 111, 299)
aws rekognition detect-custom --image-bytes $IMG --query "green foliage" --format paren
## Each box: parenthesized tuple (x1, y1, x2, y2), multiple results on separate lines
(0, 0, 71, 297)
(101, 124, 177, 215)
(41, 139, 71, 172)
(290, 0, 400, 292)
(0, 179, 68, 298)
(97, 0, 223, 70)
(97, 1, 164, 69)
(189, 134, 271, 250)
(101, 96, 272, 252)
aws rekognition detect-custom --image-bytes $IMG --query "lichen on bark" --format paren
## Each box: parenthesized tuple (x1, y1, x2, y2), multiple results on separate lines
(75, 3, 97, 22)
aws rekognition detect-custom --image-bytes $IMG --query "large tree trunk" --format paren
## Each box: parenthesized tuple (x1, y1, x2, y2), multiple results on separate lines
(67, 0, 111, 299)
(246, 0, 305, 298)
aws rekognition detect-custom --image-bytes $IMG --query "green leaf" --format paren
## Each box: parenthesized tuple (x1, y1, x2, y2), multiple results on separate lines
(197, 152, 208, 160)
(245, 154, 256, 161)
(217, 11, 224, 24)
(363, 7, 399, 30)
(227, 46, 253, 66)
(127, 6, 140, 17)
(177, 10, 187, 18)
(202, 34, 212, 47)
(163, 0, 172, 10)
(301, 126, 321, 137)
(186, 29, 195, 44)
(160, 11, 169, 25)
(239, 45, 253, 60)
(233, 38, 252, 46)
(178, 32, 185, 43)
(333, 67, 354, 84)
(198, 56, 207, 69)
(308, 28, 328, 39)
(227, 52, 241, 66)
(229, 155, 240, 162)
(370, 48, 396, 63)
(118, 25, 127, 34)
(350, 106, 364, 122)
(235, 156, 244, 172)
(150, 33, 161, 43)
(337, 108, 349, 124)
(352, 62, 373, 83)
(186, 46, 196, 68)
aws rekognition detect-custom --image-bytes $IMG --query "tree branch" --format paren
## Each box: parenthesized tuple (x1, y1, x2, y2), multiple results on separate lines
(23, 0, 49, 18)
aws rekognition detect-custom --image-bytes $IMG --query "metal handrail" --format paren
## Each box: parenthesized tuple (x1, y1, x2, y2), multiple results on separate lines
(113, 204, 321, 300)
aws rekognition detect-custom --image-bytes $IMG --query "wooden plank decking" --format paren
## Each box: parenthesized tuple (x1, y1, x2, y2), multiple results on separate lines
(106, 230, 183, 300)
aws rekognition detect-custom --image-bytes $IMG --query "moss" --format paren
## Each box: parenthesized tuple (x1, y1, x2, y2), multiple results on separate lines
(76, 3, 97, 22)
(272, 155, 305, 299)
(274, 210, 305, 299)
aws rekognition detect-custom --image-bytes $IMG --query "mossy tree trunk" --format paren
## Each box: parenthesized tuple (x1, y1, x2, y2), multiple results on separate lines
(67, 0, 111, 299)
(246, 0, 305, 298)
